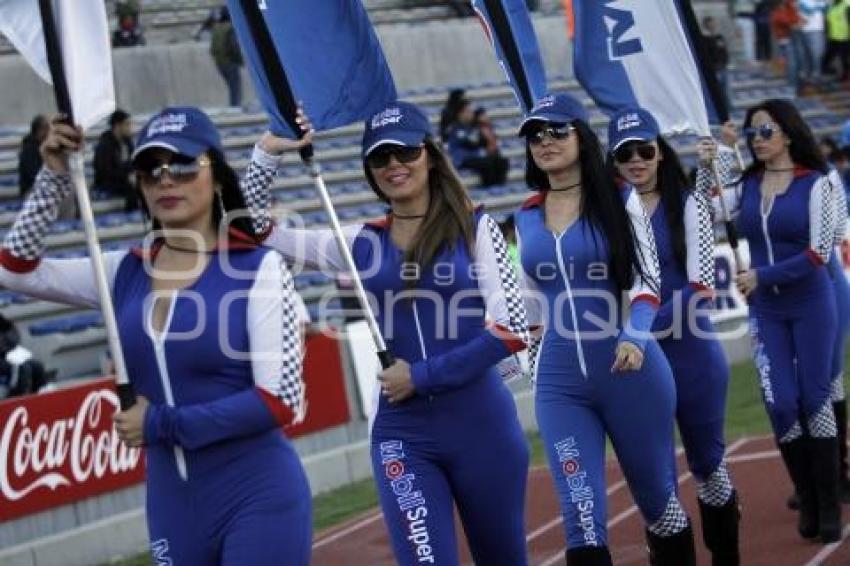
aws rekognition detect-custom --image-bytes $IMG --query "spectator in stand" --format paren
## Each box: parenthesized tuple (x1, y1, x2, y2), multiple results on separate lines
(211, 7, 244, 109)
(439, 88, 468, 139)
(756, 0, 779, 60)
(823, 0, 850, 79)
(94, 109, 138, 212)
(799, 0, 828, 82)
(772, 0, 805, 91)
(195, 8, 220, 42)
(445, 98, 509, 187)
(112, 14, 145, 48)
(703, 16, 733, 109)
(18, 115, 48, 196)
(735, 0, 758, 63)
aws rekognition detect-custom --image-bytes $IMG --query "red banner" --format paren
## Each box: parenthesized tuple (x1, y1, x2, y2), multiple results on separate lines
(0, 334, 350, 522)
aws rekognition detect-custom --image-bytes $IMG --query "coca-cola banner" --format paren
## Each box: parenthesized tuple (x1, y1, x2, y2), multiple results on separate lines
(0, 334, 351, 522)
(0, 380, 144, 522)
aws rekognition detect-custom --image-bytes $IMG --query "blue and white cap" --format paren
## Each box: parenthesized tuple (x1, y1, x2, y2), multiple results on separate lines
(607, 107, 660, 152)
(518, 93, 588, 136)
(132, 106, 223, 163)
(361, 101, 432, 157)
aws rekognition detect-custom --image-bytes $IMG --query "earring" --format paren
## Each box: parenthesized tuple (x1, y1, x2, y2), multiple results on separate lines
(216, 191, 226, 220)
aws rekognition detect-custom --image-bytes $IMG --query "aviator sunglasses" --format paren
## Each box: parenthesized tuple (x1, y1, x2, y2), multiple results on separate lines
(526, 125, 574, 145)
(136, 155, 211, 185)
(742, 123, 779, 142)
(613, 143, 658, 164)
(366, 146, 425, 169)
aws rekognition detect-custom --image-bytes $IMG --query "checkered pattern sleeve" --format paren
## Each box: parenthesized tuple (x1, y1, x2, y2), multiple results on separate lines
(623, 187, 661, 304)
(514, 226, 543, 383)
(810, 175, 836, 264)
(3, 167, 73, 261)
(829, 169, 848, 245)
(248, 251, 307, 426)
(475, 213, 531, 352)
(0, 167, 126, 308)
(240, 144, 281, 236)
(684, 191, 716, 292)
(696, 145, 741, 222)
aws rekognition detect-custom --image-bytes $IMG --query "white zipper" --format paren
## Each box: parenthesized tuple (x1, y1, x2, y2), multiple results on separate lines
(148, 292, 188, 481)
(554, 233, 588, 377)
(761, 197, 780, 294)
(411, 300, 428, 360)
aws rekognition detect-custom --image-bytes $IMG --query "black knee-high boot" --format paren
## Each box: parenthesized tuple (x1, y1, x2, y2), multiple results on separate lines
(698, 490, 741, 566)
(811, 436, 843, 542)
(565, 546, 613, 565)
(645, 522, 696, 566)
(779, 437, 819, 539)
(833, 400, 850, 502)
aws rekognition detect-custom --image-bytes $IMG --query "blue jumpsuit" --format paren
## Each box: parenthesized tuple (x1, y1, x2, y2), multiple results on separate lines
(650, 191, 732, 492)
(720, 168, 838, 442)
(0, 168, 312, 565)
(260, 209, 531, 565)
(516, 187, 685, 550)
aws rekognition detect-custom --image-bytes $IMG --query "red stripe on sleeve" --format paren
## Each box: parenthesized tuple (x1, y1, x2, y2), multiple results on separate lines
(806, 248, 825, 266)
(0, 248, 40, 273)
(256, 387, 295, 428)
(631, 293, 660, 308)
(491, 323, 527, 353)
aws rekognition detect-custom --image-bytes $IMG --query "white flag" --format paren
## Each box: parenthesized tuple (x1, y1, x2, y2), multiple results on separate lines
(0, 0, 115, 130)
(572, 0, 721, 136)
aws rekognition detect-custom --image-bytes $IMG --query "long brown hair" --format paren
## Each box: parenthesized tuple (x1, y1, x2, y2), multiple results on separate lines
(363, 137, 475, 286)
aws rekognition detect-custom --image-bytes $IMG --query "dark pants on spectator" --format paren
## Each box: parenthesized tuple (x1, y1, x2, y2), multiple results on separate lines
(823, 40, 850, 80)
(461, 154, 509, 187)
(756, 21, 772, 61)
(216, 62, 243, 107)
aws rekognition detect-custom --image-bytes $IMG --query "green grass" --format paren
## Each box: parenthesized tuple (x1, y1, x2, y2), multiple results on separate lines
(107, 352, 847, 565)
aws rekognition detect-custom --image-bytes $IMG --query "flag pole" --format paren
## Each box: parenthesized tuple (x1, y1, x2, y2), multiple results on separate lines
(236, 0, 394, 369)
(38, 0, 135, 409)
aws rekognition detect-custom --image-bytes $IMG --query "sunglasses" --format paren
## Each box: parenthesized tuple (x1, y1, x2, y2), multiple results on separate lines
(743, 124, 779, 142)
(526, 125, 574, 145)
(136, 156, 211, 185)
(366, 146, 424, 169)
(613, 143, 657, 164)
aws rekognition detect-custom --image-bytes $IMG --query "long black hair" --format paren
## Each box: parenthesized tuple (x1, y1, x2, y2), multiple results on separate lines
(525, 120, 647, 294)
(606, 137, 690, 270)
(136, 148, 257, 239)
(742, 99, 827, 178)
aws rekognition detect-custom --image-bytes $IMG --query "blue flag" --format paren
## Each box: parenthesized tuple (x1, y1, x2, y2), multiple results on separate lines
(226, 0, 397, 138)
(571, 0, 724, 135)
(471, 0, 548, 113)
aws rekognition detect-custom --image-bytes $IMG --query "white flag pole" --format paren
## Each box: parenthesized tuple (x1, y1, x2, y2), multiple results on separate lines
(38, 0, 134, 409)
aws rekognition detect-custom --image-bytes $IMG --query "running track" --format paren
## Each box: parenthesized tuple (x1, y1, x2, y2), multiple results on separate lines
(310, 435, 850, 565)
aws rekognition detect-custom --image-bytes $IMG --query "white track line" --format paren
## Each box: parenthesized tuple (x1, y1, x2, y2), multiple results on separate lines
(312, 512, 384, 550)
(803, 524, 850, 566)
(536, 437, 750, 566)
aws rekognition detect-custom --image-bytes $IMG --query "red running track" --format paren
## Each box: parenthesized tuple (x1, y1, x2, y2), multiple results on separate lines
(311, 435, 850, 565)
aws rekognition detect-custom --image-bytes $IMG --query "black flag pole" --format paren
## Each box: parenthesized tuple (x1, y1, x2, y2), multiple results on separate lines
(38, 0, 135, 409)
(237, 0, 395, 369)
(679, 0, 745, 271)
(481, 0, 536, 111)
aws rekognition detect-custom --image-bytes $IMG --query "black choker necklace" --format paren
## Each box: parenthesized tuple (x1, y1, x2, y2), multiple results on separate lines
(636, 188, 659, 195)
(162, 241, 215, 254)
(392, 212, 426, 220)
(765, 167, 794, 172)
(550, 182, 581, 193)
